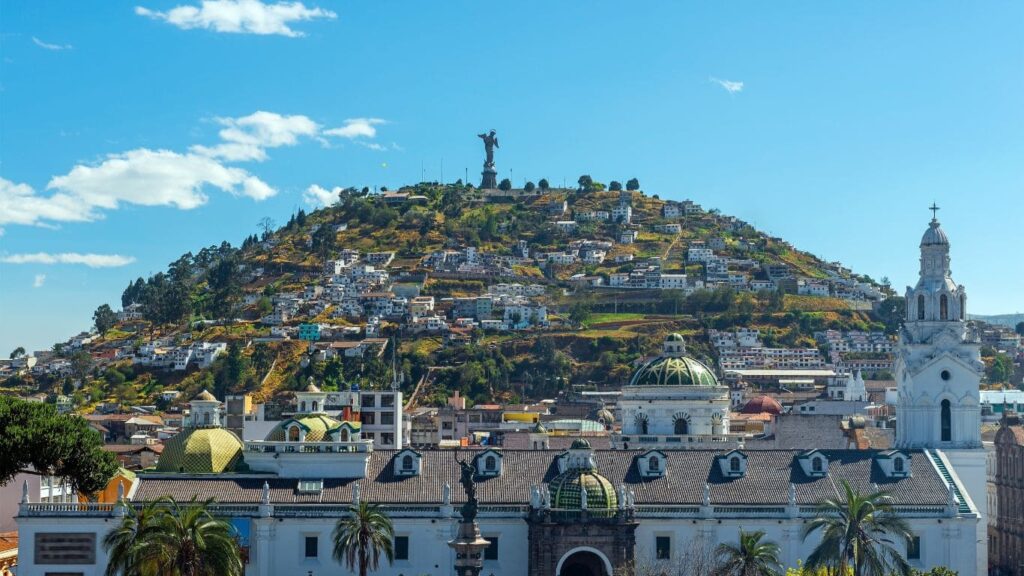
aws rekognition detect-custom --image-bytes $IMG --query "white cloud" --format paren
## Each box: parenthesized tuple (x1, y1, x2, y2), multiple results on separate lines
(32, 37, 73, 51)
(711, 77, 744, 94)
(135, 0, 336, 37)
(33, 274, 46, 288)
(192, 111, 320, 161)
(46, 148, 276, 214)
(1, 253, 137, 268)
(0, 177, 95, 227)
(303, 184, 341, 207)
(324, 118, 386, 139)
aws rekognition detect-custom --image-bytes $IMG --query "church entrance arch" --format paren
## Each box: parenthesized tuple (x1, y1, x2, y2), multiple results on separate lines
(557, 547, 613, 576)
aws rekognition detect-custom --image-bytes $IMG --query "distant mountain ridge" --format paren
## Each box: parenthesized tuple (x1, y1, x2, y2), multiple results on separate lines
(970, 313, 1024, 328)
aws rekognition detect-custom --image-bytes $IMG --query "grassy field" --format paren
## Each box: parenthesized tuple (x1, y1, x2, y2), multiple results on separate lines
(587, 312, 647, 324)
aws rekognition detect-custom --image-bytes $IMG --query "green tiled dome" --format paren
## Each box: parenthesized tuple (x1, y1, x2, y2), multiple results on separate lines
(550, 469, 617, 510)
(629, 355, 718, 386)
(264, 414, 358, 442)
(156, 428, 243, 474)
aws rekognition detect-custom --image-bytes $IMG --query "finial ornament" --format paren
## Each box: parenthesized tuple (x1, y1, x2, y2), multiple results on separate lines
(930, 202, 940, 220)
(21, 479, 30, 504)
(262, 481, 270, 505)
(443, 482, 451, 506)
(352, 482, 361, 505)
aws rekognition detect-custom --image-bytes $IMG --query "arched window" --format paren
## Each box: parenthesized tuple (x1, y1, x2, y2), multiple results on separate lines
(730, 457, 740, 472)
(960, 294, 965, 320)
(674, 418, 688, 435)
(917, 295, 925, 320)
(300, 401, 307, 412)
(402, 454, 413, 470)
(288, 425, 300, 442)
(485, 456, 496, 471)
(649, 456, 660, 471)
(812, 457, 823, 473)
(339, 428, 349, 442)
(894, 457, 904, 473)
(203, 412, 211, 426)
(941, 399, 952, 442)
(311, 401, 318, 412)
(940, 295, 948, 320)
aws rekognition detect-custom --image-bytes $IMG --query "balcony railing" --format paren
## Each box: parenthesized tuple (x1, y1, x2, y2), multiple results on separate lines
(243, 440, 372, 454)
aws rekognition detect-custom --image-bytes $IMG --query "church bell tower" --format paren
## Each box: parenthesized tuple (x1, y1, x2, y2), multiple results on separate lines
(895, 206, 982, 449)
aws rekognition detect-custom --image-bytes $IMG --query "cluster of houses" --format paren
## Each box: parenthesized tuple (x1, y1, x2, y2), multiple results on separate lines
(814, 330, 895, 376)
(709, 328, 828, 373)
(134, 341, 227, 371)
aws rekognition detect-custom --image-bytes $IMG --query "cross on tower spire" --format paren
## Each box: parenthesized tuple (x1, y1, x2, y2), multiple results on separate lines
(929, 202, 940, 220)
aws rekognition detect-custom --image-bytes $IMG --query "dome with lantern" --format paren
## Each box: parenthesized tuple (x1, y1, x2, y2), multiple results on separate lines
(628, 333, 719, 387)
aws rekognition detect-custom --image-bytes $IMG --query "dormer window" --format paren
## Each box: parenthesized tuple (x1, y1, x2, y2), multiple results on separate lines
(798, 450, 828, 477)
(288, 425, 301, 442)
(394, 449, 422, 476)
(638, 450, 667, 478)
(475, 450, 503, 477)
(717, 450, 747, 478)
(894, 457, 904, 473)
(876, 450, 911, 478)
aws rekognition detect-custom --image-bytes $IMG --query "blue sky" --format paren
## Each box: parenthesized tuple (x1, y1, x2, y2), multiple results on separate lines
(1, 1, 1022, 354)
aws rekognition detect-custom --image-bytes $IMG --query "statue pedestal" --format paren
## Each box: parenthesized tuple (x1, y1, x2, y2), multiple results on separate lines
(480, 166, 498, 189)
(448, 520, 490, 576)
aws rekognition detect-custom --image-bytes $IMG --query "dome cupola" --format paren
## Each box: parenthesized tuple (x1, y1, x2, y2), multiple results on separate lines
(629, 335, 718, 387)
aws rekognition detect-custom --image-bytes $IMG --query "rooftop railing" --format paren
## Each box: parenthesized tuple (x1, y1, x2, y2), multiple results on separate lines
(243, 440, 372, 454)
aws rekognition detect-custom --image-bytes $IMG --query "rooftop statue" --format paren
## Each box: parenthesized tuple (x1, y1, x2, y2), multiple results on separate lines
(457, 458, 479, 522)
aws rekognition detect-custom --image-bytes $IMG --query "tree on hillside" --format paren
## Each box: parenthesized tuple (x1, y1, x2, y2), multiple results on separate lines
(577, 174, 594, 192)
(987, 354, 1014, 384)
(538, 178, 550, 191)
(71, 350, 95, 381)
(0, 396, 119, 494)
(524, 181, 536, 192)
(498, 178, 512, 191)
(257, 217, 276, 240)
(609, 180, 623, 191)
(876, 297, 906, 335)
(626, 177, 640, 191)
(9, 346, 25, 360)
(1016, 321, 1024, 336)
(93, 304, 118, 334)
(569, 301, 593, 326)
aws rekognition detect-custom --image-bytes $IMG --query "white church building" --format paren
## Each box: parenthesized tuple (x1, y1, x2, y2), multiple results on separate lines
(13, 212, 986, 576)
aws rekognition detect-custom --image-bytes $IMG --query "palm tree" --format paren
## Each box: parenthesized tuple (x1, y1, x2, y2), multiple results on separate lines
(153, 497, 244, 576)
(714, 529, 783, 576)
(103, 497, 243, 576)
(103, 497, 168, 576)
(333, 501, 395, 576)
(802, 480, 913, 576)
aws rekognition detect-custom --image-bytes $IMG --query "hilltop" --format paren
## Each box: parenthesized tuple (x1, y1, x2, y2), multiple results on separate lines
(2, 178, 908, 411)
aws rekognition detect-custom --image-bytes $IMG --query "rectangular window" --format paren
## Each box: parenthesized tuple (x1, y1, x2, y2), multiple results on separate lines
(907, 536, 920, 560)
(361, 395, 375, 408)
(656, 536, 671, 560)
(381, 412, 395, 425)
(484, 536, 499, 561)
(381, 394, 395, 407)
(395, 536, 409, 560)
(381, 433, 394, 446)
(304, 536, 318, 558)
(362, 412, 376, 425)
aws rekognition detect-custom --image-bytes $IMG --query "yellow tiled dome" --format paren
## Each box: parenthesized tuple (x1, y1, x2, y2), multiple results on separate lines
(155, 428, 243, 474)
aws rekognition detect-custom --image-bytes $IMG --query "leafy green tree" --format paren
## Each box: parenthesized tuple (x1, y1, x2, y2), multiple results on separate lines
(9, 346, 25, 359)
(0, 396, 118, 494)
(538, 178, 550, 191)
(609, 180, 623, 191)
(524, 181, 536, 192)
(714, 529, 783, 576)
(332, 501, 395, 576)
(94, 304, 118, 334)
(987, 353, 1014, 384)
(103, 497, 171, 576)
(498, 178, 512, 191)
(626, 177, 640, 191)
(71, 350, 94, 381)
(255, 296, 273, 317)
(802, 480, 913, 576)
(1016, 321, 1024, 336)
(876, 297, 907, 335)
(569, 302, 593, 327)
(577, 174, 594, 192)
